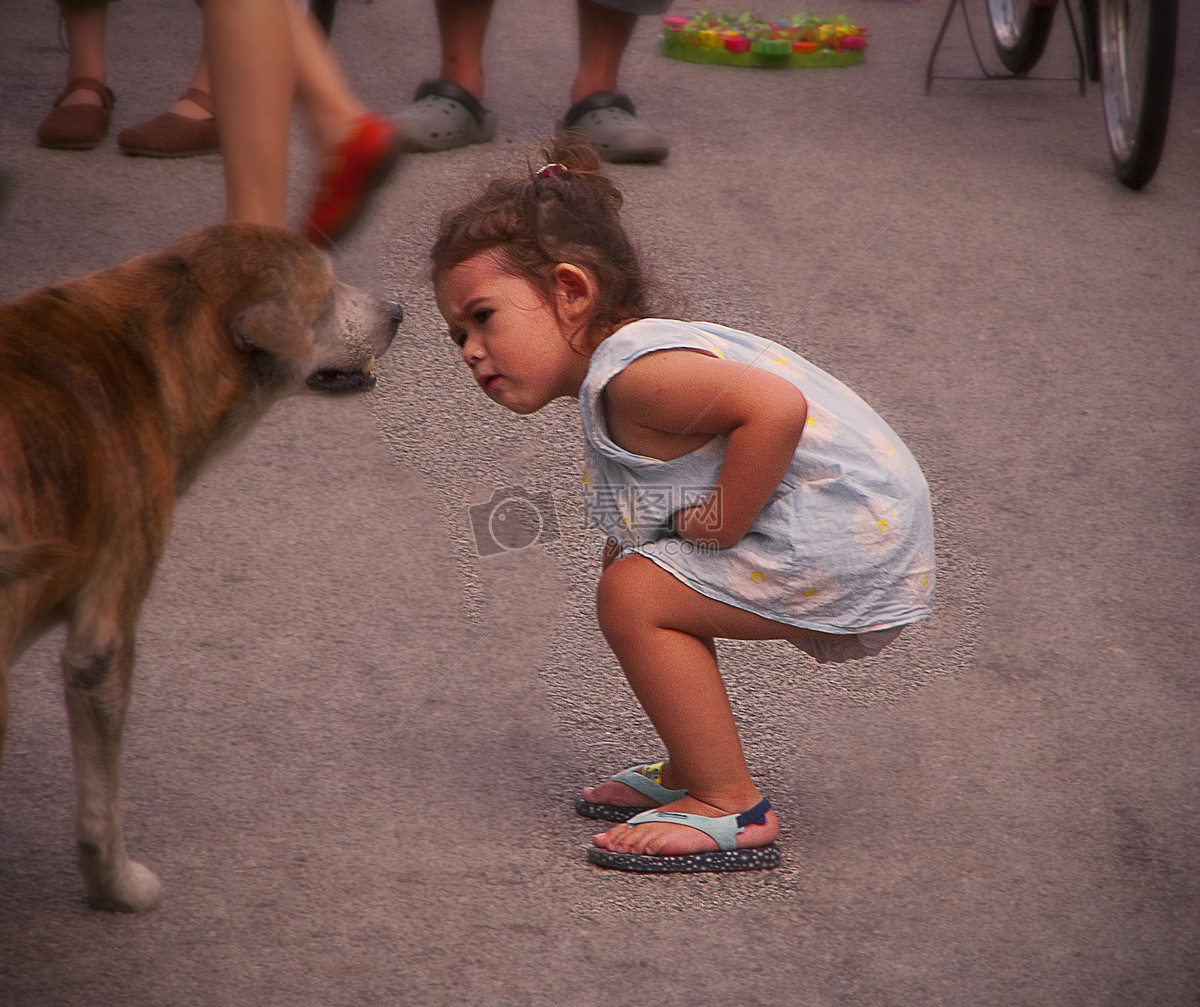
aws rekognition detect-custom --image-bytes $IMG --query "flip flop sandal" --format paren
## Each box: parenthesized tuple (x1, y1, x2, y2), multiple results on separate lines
(37, 76, 114, 150)
(586, 798, 781, 873)
(574, 760, 688, 823)
(556, 91, 669, 164)
(396, 78, 497, 153)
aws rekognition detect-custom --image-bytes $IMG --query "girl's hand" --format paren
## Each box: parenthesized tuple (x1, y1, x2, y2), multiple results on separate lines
(603, 348, 808, 549)
(672, 499, 724, 548)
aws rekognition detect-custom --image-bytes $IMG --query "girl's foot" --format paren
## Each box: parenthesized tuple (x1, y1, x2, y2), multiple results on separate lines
(580, 778, 659, 808)
(580, 758, 684, 809)
(592, 795, 779, 858)
(575, 760, 689, 822)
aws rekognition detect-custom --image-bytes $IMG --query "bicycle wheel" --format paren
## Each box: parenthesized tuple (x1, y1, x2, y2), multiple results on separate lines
(986, 0, 1058, 74)
(1099, 0, 1177, 189)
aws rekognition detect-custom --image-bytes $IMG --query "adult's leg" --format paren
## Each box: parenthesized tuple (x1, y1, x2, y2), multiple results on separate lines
(203, 0, 293, 226)
(572, 0, 635, 103)
(168, 40, 213, 121)
(59, 1, 108, 107)
(286, 1, 367, 149)
(37, 1, 115, 148)
(395, 0, 497, 154)
(561, 0, 669, 163)
(286, 2, 402, 245)
(435, 0, 493, 100)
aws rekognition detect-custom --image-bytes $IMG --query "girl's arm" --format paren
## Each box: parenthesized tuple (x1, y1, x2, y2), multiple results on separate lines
(602, 537, 621, 570)
(603, 349, 808, 550)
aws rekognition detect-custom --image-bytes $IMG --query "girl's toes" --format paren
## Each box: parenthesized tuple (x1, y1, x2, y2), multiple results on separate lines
(637, 836, 660, 856)
(613, 830, 642, 854)
(593, 826, 627, 850)
(617, 826, 655, 855)
(609, 831, 635, 853)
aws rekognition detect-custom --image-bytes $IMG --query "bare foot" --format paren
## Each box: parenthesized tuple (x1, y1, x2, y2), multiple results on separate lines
(592, 795, 779, 857)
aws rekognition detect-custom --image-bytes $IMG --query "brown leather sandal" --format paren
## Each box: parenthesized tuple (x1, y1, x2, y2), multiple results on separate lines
(117, 88, 219, 158)
(37, 76, 114, 150)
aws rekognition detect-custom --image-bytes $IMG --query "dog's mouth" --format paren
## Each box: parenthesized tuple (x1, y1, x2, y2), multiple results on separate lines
(306, 355, 377, 393)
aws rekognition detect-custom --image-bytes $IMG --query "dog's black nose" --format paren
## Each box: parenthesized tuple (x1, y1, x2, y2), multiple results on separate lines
(388, 301, 404, 327)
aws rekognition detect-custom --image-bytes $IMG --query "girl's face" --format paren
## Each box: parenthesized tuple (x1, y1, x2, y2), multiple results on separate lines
(435, 252, 595, 415)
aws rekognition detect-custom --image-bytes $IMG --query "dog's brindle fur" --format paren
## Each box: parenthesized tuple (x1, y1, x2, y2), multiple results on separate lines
(0, 223, 398, 911)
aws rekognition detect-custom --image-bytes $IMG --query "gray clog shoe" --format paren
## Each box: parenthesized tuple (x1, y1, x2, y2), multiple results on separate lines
(396, 78, 497, 153)
(556, 91, 669, 164)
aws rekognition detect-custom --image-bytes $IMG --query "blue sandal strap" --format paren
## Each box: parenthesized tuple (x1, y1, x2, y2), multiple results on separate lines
(626, 798, 773, 852)
(610, 762, 688, 804)
(736, 798, 772, 828)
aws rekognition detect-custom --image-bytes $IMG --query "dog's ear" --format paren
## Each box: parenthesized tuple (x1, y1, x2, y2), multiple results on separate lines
(229, 297, 303, 355)
(226, 287, 313, 360)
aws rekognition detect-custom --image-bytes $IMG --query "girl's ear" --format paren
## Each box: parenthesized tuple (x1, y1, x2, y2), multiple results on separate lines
(552, 263, 596, 322)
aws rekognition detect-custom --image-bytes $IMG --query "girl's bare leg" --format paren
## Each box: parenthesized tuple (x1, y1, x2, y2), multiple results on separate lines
(203, 0, 293, 226)
(60, 3, 108, 106)
(579, 640, 714, 813)
(592, 555, 826, 856)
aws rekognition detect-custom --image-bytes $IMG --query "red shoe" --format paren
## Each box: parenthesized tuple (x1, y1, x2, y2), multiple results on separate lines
(304, 112, 402, 247)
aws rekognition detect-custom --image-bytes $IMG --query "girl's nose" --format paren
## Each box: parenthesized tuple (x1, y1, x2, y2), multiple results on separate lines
(461, 335, 484, 364)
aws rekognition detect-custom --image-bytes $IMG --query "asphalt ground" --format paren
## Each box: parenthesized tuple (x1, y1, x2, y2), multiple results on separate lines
(1, 1, 1197, 1004)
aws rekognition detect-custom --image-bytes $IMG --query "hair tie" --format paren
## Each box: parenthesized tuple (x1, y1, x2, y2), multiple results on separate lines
(533, 162, 568, 180)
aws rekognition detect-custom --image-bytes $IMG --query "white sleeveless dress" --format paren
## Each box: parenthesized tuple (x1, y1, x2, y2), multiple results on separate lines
(579, 319, 935, 656)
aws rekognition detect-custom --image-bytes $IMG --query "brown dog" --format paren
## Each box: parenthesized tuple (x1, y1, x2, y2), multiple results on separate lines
(0, 223, 400, 911)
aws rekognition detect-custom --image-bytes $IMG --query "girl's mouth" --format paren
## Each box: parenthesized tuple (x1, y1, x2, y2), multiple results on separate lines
(478, 374, 502, 392)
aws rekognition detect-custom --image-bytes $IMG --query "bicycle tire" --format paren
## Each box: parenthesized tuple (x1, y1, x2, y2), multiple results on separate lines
(1099, 0, 1177, 189)
(985, 0, 1058, 74)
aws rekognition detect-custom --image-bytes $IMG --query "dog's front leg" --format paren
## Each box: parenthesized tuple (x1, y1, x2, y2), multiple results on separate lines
(61, 616, 162, 913)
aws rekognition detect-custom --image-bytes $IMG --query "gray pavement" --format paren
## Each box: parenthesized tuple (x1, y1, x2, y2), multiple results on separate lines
(1, 1, 1198, 1004)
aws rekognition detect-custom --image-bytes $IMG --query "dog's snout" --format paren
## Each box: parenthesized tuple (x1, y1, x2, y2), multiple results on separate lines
(387, 301, 404, 328)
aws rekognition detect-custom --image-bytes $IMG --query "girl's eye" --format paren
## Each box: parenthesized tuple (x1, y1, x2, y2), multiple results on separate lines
(473, 308, 493, 325)
(449, 330, 466, 348)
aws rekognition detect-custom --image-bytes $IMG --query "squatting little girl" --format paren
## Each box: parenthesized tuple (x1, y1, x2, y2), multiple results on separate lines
(431, 140, 934, 874)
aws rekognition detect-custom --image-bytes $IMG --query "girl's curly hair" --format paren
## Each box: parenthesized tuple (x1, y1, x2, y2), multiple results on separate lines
(430, 136, 659, 350)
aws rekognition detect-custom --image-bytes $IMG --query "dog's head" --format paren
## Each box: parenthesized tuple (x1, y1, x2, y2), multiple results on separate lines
(170, 223, 401, 395)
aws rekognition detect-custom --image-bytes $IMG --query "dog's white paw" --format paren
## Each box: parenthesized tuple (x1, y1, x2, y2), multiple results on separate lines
(85, 860, 163, 913)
